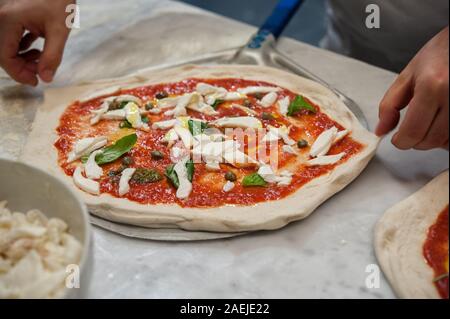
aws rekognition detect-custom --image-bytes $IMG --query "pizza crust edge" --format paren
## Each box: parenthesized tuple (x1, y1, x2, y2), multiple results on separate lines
(374, 170, 449, 299)
(21, 64, 379, 232)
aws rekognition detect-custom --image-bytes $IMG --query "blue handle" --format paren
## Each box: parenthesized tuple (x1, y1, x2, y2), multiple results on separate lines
(247, 0, 305, 49)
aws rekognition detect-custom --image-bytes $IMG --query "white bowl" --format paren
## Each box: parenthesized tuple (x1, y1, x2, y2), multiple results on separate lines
(0, 158, 93, 298)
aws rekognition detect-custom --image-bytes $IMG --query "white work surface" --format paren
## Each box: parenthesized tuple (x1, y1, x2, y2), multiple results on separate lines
(0, 0, 448, 298)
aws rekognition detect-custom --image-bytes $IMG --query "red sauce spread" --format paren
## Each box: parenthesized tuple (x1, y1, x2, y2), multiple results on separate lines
(54, 78, 364, 208)
(423, 205, 449, 299)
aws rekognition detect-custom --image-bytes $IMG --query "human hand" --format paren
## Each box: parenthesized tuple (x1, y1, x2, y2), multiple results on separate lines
(0, 0, 75, 86)
(376, 27, 449, 150)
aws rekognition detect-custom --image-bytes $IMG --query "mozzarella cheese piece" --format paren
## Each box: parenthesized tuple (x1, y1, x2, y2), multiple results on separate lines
(213, 116, 262, 129)
(310, 126, 338, 158)
(152, 119, 178, 130)
(118, 168, 136, 196)
(101, 109, 126, 120)
(282, 145, 297, 155)
(223, 147, 258, 168)
(165, 94, 190, 117)
(174, 126, 193, 149)
(237, 86, 281, 95)
(90, 102, 109, 125)
(334, 129, 349, 143)
(223, 181, 235, 192)
(307, 152, 345, 166)
(262, 125, 295, 145)
(157, 96, 180, 109)
(124, 102, 149, 130)
(230, 103, 258, 115)
(258, 165, 293, 186)
(196, 83, 227, 96)
(173, 158, 192, 199)
(258, 92, 278, 108)
(278, 96, 290, 115)
(73, 166, 100, 195)
(163, 128, 179, 146)
(84, 150, 103, 180)
(67, 137, 107, 163)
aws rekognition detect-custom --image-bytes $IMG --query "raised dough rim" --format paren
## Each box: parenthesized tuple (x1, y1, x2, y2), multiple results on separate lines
(21, 65, 379, 232)
(374, 170, 449, 299)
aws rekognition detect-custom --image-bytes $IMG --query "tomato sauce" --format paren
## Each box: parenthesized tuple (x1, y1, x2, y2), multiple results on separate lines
(423, 205, 449, 299)
(55, 78, 364, 208)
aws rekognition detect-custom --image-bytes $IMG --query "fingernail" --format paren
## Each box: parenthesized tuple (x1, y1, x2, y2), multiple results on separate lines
(41, 69, 54, 82)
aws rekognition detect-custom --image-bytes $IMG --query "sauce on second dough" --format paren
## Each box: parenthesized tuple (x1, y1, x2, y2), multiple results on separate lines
(423, 205, 449, 299)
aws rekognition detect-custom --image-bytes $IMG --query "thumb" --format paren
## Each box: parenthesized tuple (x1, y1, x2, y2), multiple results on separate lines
(38, 25, 70, 82)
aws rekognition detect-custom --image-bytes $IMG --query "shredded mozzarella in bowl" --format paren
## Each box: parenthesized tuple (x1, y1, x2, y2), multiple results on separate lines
(0, 201, 82, 299)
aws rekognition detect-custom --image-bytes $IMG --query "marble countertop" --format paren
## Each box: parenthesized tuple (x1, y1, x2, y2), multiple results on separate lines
(0, 0, 448, 298)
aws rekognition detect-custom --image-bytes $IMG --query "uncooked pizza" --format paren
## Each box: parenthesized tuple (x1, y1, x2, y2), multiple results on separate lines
(375, 171, 449, 299)
(21, 65, 378, 232)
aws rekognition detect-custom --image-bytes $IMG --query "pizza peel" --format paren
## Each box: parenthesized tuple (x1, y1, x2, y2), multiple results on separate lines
(92, 0, 369, 241)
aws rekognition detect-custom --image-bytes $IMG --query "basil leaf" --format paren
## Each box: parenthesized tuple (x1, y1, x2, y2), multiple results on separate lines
(242, 173, 267, 187)
(93, 134, 137, 165)
(142, 116, 149, 124)
(188, 119, 208, 136)
(287, 95, 316, 116)
(186, 160, 194, 182)
(165, 160, 194, 189)
(211, 99, 224, 109)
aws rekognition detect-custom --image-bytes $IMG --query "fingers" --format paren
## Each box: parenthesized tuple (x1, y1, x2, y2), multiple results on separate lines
(376, 71, 414, 136)
(391, 86, 441, 150)
(37, 24, 70, 83)
(414, 105, 449, 150)
(0, 23, 39, 86)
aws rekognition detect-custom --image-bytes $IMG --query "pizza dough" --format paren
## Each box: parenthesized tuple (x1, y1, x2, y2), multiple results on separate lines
(374, 170, 449, 299)
(21, 65, 379, 232)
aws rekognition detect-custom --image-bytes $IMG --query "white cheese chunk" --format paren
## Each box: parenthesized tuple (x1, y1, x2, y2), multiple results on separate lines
(230, 103, 258, 115)
(205, 161, 221, 171)
(278, 96, 290, 115)
(258, 92, 278, 108)
(90, 102, 109, 125)
(156, 96, 180, 109)
(163, 128, 179, 146)
(196, 83, 226, 96)
(101, 109, 126, 120)
(124, 102, 149, 131)
(223, 181, 235, 192)
(67, 137, 107, 163)
(310, 126, 338, 158)
(334, 129, 349, 143)
(307, 152, 345, 166)
(84, 150, 103, 180)
(262, 126, 296, 145)
(164, 94, 190, 117)
(173, 158, 192, 199)
(282, 145, 297, 155)
(174, 126, 193, 149)
(152, 119, 178, 130)
(213, 116, 262, 129)
(118, 168, 136, 196)
(223, 147, 258, 168)
(73, 166, 100, 195)
(223, 92, 245, 101)
(258, 166, 293, 186)
(237, 86, 281, 95)
(187, 101, 218, 115)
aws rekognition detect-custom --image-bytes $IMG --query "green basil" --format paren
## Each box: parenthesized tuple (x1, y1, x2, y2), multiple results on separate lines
(81, 133, 138, 165)
(242, 173, 267, 187)
(165, 160, 194, 189)
(188, 119, 208, 136)
(287, 95, 316, 116)
(211, 99, 225, 109)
